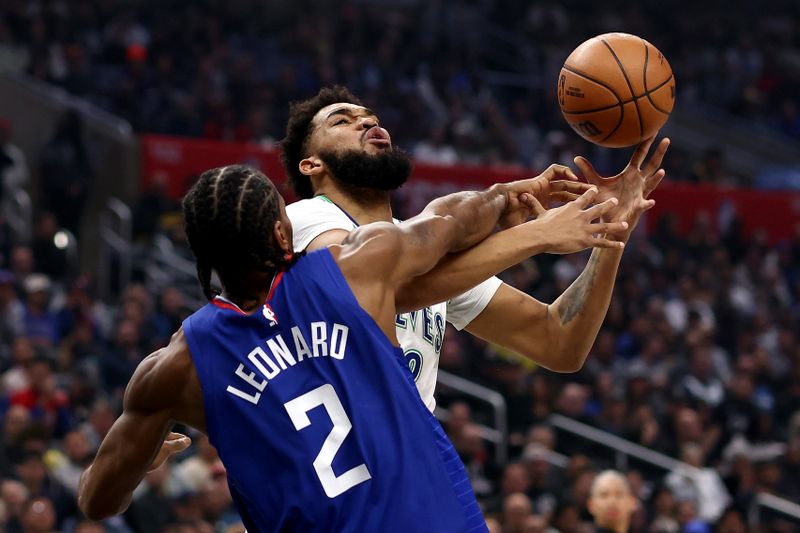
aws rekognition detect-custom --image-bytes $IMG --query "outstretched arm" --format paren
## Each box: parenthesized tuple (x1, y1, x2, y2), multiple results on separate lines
(396, 186, 626, 312)
(464, 137, 669, 372)
(78, 332, 193, 520)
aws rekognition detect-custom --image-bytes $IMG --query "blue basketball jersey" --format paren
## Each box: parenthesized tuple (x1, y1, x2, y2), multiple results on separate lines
(182, 249, 487, 533)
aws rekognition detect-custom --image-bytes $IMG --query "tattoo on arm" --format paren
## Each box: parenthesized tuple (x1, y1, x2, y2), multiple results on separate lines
(558, 252, 600, 324)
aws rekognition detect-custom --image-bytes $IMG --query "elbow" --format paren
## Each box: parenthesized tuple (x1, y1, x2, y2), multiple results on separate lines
(78, 493, 119, 521)
(77, 472, 119, 521)
(551, 352, 587, 373)
(78, 493, 105, 521)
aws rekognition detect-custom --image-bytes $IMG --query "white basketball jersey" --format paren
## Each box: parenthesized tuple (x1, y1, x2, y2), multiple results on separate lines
(287, 196, 502, 411)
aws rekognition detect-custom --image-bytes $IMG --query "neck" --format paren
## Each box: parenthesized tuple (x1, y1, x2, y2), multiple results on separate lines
(315, 179, 393, 224)
(220, 269, 277, 313)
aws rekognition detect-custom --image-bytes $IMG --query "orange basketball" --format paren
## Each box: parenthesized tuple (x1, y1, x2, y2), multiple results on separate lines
(558, 33, 675, 148)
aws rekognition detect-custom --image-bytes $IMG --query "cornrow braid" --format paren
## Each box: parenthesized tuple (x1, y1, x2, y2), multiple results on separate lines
(279, 86, 363, 199)
(182, 165, 292, 300)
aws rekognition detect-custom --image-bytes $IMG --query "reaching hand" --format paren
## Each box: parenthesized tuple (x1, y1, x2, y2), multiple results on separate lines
(573, 137, 670, 240)
(525, 187, 629, 254)
(500, 164, 595, 229)
(149, 432, 191, 472)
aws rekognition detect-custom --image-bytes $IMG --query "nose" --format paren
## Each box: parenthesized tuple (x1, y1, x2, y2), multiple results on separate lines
(357, 116, 377, 129)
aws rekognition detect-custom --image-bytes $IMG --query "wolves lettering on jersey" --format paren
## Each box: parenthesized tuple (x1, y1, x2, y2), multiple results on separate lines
(286, 196, 502, 412)
(395, 308, 445, 380)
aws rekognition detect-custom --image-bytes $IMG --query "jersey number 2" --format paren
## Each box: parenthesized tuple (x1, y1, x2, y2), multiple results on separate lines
(284, 384, 372, 498)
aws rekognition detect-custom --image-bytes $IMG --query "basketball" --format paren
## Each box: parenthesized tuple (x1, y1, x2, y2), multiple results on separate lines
(558, 33, 675, 148)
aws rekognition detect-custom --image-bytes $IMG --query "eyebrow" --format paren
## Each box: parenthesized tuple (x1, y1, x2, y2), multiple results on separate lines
(325, 106, 378, 121)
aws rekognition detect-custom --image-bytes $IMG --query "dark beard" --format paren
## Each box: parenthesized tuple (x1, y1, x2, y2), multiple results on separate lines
(318, 148, 412, 193)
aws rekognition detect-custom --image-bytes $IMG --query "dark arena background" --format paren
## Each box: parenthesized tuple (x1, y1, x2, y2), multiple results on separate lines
(0, 1, 800, 532)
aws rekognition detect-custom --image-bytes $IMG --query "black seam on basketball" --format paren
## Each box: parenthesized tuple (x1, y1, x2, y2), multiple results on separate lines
(561, 64, 625, 102)
(600, 38, 643, 141)
(562, 74, 674, 115)
(646, 75, 674, 114)
(561, 64, 625, 142)
(641, 37, 673, 115)
(599, 105, 625, 144)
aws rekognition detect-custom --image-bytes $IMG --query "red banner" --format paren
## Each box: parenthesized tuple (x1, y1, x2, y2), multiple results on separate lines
(141, 135, 800, 243)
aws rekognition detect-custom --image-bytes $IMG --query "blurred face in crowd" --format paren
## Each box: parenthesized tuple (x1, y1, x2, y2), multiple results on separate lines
(501, 463, 531, 496)
(10, 246, 33, 277)
(652, 487, 675, 517)
(11, 338, 35, 367)
(15, 454, 47, 491)
(527, 425, 555, 450)
(302, 103, 411, 192)
(503, 492, 533, 531)
(675, 408, 702, 442)
(20, 497, 55, 533)
(588, 471, 638, 533)
(63, 430, 91, 464)
(446, 401, 471, 436)
(715, 508, 746, 533)
(1, 480, 29, 518)
(4, 405, 31, 443)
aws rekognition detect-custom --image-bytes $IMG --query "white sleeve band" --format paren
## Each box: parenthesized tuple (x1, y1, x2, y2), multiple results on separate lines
(445, 276, 503, 330)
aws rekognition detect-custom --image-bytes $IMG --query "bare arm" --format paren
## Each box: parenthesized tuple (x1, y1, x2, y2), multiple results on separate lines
(464, 138, 669, 372)
(396, 187, 626, 312)
(78, 331, 194, 519)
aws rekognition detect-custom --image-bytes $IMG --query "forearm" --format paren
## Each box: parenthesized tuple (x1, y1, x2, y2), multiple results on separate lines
(397, 221, 547, 312)
(549, 245, 624, 367)
(78, 463, 137, 519)
(423, 184, 509, 252)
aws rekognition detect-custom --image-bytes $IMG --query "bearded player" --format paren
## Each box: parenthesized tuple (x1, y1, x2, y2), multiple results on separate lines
(280, 86, 669, 411)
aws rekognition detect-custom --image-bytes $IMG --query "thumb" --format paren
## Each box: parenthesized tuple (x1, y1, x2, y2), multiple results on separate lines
(524, 193, 547, 217)
(165, 432, 192, 452)
(574, 156, 601, 186)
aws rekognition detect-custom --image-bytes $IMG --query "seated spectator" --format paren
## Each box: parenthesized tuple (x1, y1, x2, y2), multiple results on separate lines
(665, 443, 730, 522)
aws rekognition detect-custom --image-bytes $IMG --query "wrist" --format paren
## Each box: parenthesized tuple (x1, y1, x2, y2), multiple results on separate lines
(488, 183, 510, 209)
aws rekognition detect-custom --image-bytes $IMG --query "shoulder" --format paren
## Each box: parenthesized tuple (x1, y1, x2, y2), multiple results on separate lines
(287, 198, 355, 252)
(331, 222, 402, 277)
(124, 329, 194, 414)
(286, 197, 350, 224)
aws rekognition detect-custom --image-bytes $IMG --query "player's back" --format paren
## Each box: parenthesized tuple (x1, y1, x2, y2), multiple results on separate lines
(182, 249, 487, 533)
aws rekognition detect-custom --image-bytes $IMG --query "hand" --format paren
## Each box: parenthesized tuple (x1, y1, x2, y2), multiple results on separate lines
(149, 432, 191, 472)
(526, 187, 629, 254)
(499, 164, 594, 229)
(574, 136, 670, 240)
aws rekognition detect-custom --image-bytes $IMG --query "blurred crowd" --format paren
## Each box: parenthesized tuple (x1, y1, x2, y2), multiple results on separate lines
(1, 172, 800, 532)
(0, 0, 798, 183)
(0, 1, 799, 532)
(437, 212, 800, 532)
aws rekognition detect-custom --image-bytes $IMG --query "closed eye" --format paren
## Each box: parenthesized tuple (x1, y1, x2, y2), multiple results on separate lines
(333, 118, 348, 126)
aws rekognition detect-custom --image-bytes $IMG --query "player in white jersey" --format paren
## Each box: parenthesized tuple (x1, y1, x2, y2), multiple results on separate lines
(280, 86, 669, 410)
(289, 196, 501, 410)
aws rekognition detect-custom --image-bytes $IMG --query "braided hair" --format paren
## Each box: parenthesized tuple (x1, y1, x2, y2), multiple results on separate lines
(182, 165, 291, 300)
(279, 86, 363, 199)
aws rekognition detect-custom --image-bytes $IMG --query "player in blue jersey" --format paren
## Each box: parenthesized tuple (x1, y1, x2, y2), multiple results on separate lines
(76, 165, 626, 531)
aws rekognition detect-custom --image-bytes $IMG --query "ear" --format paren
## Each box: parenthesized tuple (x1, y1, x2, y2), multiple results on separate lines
(273, 220, 292, 256)
(299, 156, 324, 177)
(586, 497, 597, 518)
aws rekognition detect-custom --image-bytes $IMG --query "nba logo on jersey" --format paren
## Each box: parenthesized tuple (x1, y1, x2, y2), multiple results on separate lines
(262, 304, 278, 326)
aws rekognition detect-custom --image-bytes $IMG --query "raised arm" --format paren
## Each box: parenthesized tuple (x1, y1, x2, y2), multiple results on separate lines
(395, 186, 626, 312)
(464, 137, 670, 372)
(78, 331, 194, 520)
